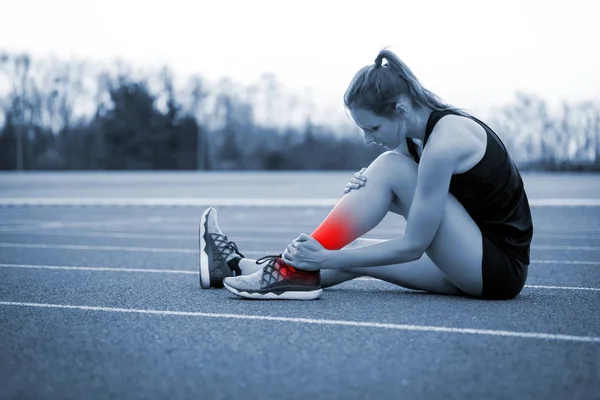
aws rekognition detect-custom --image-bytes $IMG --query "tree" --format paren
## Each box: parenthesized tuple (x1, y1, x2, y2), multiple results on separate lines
(97, 78, 171, 169)
(0, 53, 33, 170)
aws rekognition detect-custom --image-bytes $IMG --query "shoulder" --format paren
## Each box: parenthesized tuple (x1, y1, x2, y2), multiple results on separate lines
(423, 114, 485, 162)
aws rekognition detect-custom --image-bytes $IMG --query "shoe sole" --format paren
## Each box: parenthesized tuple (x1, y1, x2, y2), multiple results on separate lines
(198, 207, 214, 289)
(223, 281, 323, 300)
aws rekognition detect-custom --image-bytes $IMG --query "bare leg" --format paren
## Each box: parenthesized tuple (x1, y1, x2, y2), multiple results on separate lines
(320, 238, 463, 295)
(238, 238, 462, 295)
(235, 151, 484, 297)
(310, 151, 483, 296)
(234, 152, 399, 276)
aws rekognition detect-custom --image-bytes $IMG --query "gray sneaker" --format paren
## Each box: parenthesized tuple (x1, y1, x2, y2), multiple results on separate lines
(223, 254, 322, 300)
(198, 207, 245, 289)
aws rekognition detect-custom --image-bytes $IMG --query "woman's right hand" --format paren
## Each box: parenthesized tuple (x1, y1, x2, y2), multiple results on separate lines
(343, 167, 367, 194)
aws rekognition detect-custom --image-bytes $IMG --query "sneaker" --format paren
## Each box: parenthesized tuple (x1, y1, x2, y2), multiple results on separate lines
(199, 207, 245, 289)
(223, 254, 322, 300)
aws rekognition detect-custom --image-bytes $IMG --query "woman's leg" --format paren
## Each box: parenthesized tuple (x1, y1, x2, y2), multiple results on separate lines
(229, 151, 399, 275)
(234, 151, 484, 297)
(320, 238, 464, 295)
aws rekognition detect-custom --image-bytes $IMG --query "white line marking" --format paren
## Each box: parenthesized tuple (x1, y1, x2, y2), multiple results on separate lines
(0, 242, 267, 257)
(0, 198, 338, 207)
(2, 264, 599, 293)
(0, 264, 195, 274)
(0, 223, 329, 234)
(0, 230, 290, 243)
(530, 260, 600, 266)
(1, 197, 600, 207)
(0, 230, 194, 240)
(533, 233, 600, 240)
(0, 219, 160, 231)
(525, 285, 600, 291)
(0, 242, 197, 253)
(1, 242, 599, 265)
(529, 198, 600, 207)
(532, 245, 600, 251)
(0, 301, 598, 343)
(1, 229, 599, 251)
(9, 216, 599, 238)
(0, 226, 599, 247)
(355, 277, 600, 291)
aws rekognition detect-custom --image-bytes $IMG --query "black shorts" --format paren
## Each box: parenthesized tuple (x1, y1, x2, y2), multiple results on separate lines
(479, 235, 529, 300)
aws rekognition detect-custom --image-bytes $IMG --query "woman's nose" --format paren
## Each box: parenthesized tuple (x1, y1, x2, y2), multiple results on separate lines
(363, 131, 375, 145)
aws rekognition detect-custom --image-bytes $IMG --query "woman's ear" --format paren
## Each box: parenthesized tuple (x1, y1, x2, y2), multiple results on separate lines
(395, 102, 409, 117)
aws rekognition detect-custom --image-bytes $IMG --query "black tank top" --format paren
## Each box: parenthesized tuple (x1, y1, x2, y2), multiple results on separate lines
(406, 110, 533, 264)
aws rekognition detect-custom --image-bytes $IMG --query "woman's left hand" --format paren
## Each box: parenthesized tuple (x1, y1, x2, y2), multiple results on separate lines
(282, 233, 331, 271)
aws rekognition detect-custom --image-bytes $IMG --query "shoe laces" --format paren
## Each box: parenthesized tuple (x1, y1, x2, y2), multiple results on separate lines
(210, 233, 245, 261)
(256, 254, 287, 286)
(256, 254, 281, 271)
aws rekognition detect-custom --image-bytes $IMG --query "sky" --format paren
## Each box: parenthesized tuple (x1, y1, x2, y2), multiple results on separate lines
(1, 0, 599, 125)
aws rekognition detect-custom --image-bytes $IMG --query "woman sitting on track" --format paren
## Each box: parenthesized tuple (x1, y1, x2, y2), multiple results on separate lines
(198, 48, 534, 301)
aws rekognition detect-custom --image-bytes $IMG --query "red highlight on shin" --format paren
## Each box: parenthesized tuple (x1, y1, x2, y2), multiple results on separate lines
(278, 208, 359, 272)
(310, 210, 357, 250)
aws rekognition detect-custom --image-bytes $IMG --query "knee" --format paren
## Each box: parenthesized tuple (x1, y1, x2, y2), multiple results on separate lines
(365, 151, 418, 205)
(366, 151, 418, 179)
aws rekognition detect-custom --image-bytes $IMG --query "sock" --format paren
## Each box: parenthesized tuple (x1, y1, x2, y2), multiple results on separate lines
(226, 255, 242, 276)
(226, 255, 265, 276)
(238, 258, 263, 275)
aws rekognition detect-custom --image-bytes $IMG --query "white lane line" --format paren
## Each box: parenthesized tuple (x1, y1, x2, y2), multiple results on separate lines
(354, 277, 600, 291)
(0, 198, 338, 207)
(0, 222, 600, 241)
(525, 285, 600, 291)
(0, 242, 197, 253)
(529, 198, 600, 207)
(530, 260, 600, 266)
(0, 264, 195, 274)
(533, 234, 600, 240)
(0, 301, 598, 343)
(1, 243, 600, 265)
(0, 220, 161, 232)
(0, 231, 287, 243)
(532, 245, 600, 251)
(3, 217, 599, 239)
(1, 197, 600, 207)
(2, 264, 599, 293)
(0, 224, 326, 234)
(0, 217, 324, 226)
(2, 219, 600, 247)
(2, 231, 600, 250)
(0, 236, 598, 253)
(0, 242, 268, 257)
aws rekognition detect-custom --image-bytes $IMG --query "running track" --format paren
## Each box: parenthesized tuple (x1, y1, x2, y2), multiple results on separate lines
(0, 172, 599, 399)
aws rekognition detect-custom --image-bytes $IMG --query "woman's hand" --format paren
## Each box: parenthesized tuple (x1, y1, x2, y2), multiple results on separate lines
(282, 233, 331, 271)
(343, 167, 367, 194)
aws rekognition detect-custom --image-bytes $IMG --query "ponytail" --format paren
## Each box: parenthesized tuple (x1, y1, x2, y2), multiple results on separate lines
(345, 48, 468, 117)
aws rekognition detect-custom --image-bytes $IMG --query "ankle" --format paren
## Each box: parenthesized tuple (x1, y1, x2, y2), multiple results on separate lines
(278, 257, 319, 275)
(237, 258, 263, 275)
(226, 256, 242, 276)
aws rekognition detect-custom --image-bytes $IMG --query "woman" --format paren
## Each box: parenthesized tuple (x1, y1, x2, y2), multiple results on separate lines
(198, 48, 533, 301)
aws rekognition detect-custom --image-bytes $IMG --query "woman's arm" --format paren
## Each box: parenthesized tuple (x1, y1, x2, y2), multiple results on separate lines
(328, 235, 421, 269)
(326, 119, 473, 270)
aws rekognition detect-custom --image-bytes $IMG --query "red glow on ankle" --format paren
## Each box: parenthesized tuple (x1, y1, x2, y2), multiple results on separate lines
(277, 258, 296, 276)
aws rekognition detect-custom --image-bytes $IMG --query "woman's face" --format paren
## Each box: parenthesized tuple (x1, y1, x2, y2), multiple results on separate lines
(349, 107, 405, 150)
